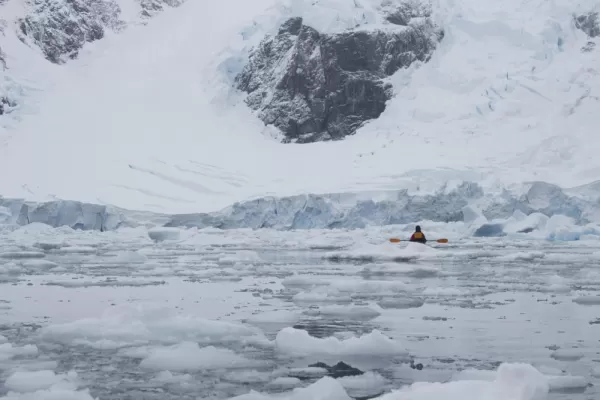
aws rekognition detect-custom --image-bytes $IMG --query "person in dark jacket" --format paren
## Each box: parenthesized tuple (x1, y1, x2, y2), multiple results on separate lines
(409, 225, 427, 244)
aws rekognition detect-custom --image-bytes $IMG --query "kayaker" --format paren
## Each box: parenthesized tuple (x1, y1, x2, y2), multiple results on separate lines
(409, 225, 427, 244)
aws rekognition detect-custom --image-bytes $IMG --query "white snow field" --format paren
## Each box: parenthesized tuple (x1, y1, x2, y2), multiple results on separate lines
(0, 223, 599, 399)
(1, 0, 600, 399)
(0, 0, 599, 214)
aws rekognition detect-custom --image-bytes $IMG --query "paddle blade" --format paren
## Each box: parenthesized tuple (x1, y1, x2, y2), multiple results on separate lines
(436, 238, 449, 243)
(389, 238, 401, 243)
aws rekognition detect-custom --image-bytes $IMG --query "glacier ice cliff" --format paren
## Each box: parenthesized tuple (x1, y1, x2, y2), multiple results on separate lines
(164, 181, 600, 230)
(236, 2, 443, 143)
(0, 197, 168, 231)
(1, 181, 599, 233)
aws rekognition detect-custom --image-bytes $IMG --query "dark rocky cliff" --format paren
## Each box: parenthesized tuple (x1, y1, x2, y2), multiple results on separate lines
(575, 11, 598, 52)
(15, 0, 186, 64)
(235, 3, 443, 143)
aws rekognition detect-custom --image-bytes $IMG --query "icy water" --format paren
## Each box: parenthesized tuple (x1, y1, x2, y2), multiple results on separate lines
(0, 225, 599, 399)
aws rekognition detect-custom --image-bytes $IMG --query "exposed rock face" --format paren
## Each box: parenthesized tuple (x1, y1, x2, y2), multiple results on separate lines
(575, 12, 599, 38)
(236, 6, 443, 143)
(0, 97, 17, 115)
(139, 0, 185, 19)
(0, 21, 12, 116)
(0, 18, 6, 69)
(576, 12, 599, 52)
(15, 0, 187, 64)
(17, 0, 124, 64)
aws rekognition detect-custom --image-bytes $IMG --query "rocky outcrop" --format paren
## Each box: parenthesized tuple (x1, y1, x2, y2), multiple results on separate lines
(575, 12, 599, 38)
(15, 0, 187, 64)
(236, 4, 443, 143)
(0, 21, 12, 116)
(575, 12, 598, 52)
(17, 0, 124, 64)
(0, 97, 16, 115)
(139, 0, 185, 19)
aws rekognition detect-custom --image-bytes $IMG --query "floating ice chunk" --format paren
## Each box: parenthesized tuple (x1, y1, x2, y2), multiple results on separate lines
(573, 296, 600, 305)
(378, 297, 424, 309)
(382, 363, 549, 400)
(288, 367, 328, 379)
(33, 242, 64, 251)
(139, 342, 256, 371)
(544, 284, 571, 293)
(0, 251, 46, 259)
(330, 279, 410, 294)
(57, 246, 96, 254)
(4, 370, 77, 393)
(20, 259, 59, 269)
(473, 223, 505, 237)
(544, 215, 585, 241)
(0, 388, 96, 400)
(231, 376, 351, 400)
(504, 213, 549, 234)
(337, 371, 387, 398)
(0, 343, 38, 360)
(245, 310, 302, 328)
(223, 369, 272, 384)
(498, 251, 545, 262)
(292, 290, 352, 304)
(422, 287, 464, 296)
(547, 375, 588, 392)
(282, 275, 328, 289)
(325, 243, 425, 263)
(0, 205, 12, 223)
(8, 223, 56, 237)
(266, 377, 301, 388)
(452, 369, 496, 381)
(275, 328, 408, 358)
(154, 370, 193, 382)
(108, 250, 148, 264)
(40, 304, 266, 348)
(453, 365, 586, 394)
(550, 349, 584, 361)
(462, 205, 487, 225)
(303, 305, 381, 320)
(12, 360, 60, 372)
(148, 227, 181, 242)
(218, 250, 261, 264)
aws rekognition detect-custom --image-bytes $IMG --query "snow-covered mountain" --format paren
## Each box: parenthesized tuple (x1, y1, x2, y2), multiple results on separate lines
(0, 0, 599, 228)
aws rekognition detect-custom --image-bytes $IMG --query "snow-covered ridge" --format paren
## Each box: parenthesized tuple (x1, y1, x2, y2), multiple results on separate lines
(2, 180, 600, 232)
(1, 0, 600, 217)
(0, 0, 186, 121)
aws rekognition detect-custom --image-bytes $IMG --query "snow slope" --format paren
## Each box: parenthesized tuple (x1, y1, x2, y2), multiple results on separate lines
(0, 0, 599, 214)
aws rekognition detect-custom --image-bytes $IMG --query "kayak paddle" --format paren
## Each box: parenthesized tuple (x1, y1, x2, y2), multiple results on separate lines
(389, 238, 448, 244)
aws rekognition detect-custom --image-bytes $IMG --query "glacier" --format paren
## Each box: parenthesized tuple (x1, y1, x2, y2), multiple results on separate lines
(2, 181, 599, 236)
(0, 0, 599, 216)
